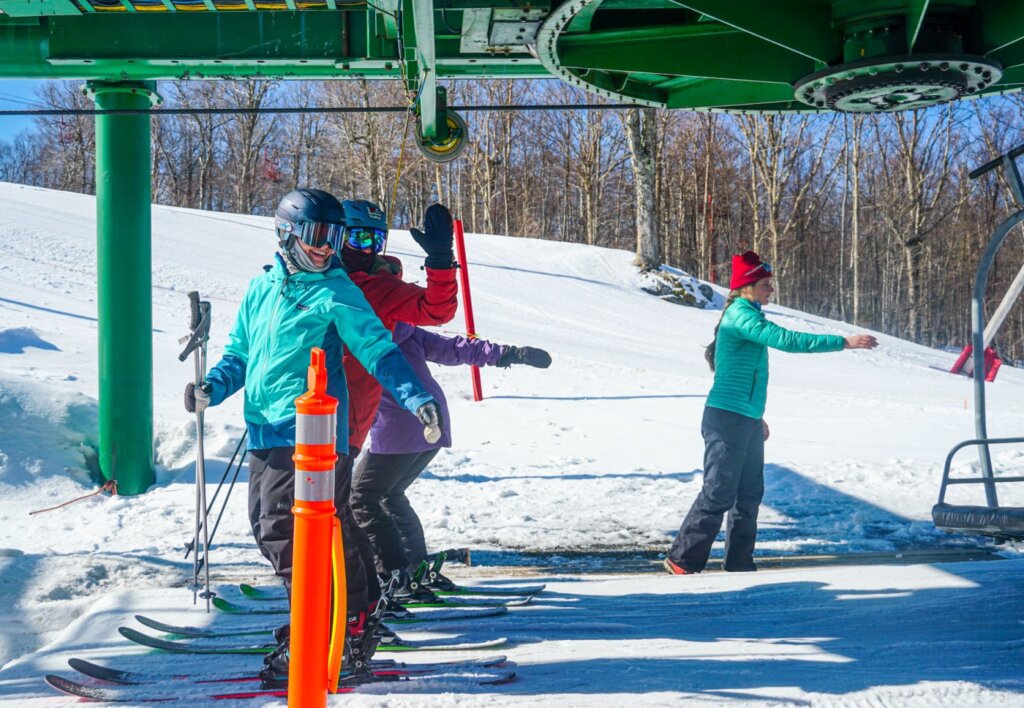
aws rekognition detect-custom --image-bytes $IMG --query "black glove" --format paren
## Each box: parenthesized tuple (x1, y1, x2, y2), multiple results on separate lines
(409, 204, 455, 269)
(415, 401, 443, 443)
(184, 382, 212, 414)
(497, 345, 552, 369)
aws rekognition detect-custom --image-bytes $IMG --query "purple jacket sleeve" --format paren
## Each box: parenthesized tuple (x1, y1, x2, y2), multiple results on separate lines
(410, 327, 503, 367)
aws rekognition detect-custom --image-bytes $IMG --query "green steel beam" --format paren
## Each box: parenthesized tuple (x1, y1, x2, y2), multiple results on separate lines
(667, 0, 841, 64)
(405, 0, 441, 137)
(558, 23, 814, 83)
(0, 10, 543, 80)
(989, 41, 1024, 70)
(0, 0, 81, 16)
(87, 80, 159, 497)
(905, 0, 931, 51)
(979, 0, 1024, 55)
(118, 0, 137, 12)
(434, 0, 544, 7)
(1000, 67, 1024, 85)
(378, 0, 401, 39)
(160, 0, 178, 11)
(665, 77, 795, 109)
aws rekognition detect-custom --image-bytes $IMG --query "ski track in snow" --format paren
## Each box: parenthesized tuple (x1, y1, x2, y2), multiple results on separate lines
(0, 183, 1021, 705)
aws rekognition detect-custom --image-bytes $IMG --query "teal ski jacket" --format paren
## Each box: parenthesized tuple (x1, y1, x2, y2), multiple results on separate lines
(706, 298, 845, 420)
(205, 254, 434, 451)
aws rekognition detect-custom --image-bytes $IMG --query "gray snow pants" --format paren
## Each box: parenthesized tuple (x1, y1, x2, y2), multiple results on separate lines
(247, 446, 381, 614)
(668, 406, 765, 573)
(351, 449, 439, 575)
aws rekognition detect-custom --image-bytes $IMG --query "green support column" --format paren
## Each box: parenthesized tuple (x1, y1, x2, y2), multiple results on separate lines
(85, 81, 162, 496)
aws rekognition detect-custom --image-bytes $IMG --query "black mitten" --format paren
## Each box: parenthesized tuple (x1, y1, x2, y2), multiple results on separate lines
(497, 346, 552, 369)
(409, 204, 455, 269)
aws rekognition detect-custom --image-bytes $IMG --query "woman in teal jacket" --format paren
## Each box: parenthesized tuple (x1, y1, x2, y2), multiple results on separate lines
(665, 251, 878, 575)
(184, 189, 439, 681)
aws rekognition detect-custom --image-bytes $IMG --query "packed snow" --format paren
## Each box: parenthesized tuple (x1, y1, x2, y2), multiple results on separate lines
(0, 182, 1021, 706)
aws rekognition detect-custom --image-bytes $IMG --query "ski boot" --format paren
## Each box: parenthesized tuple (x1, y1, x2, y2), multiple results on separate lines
(663, 557, 693, 575)
(375, 569, 415, 619)
(342, 609, 379, 681)
(259, 637, 290, 688)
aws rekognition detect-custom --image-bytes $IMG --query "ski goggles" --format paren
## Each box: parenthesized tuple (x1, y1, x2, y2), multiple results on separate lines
(744, 261, 773, 277)
(345, 226, 387, 253)
(290, 220, 346, 251)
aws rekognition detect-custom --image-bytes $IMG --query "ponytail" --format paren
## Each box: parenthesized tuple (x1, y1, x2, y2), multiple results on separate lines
(704, 290, 742, 372)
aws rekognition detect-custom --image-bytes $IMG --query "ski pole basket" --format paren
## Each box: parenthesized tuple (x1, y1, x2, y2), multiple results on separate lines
(932, 436, 1024, 541)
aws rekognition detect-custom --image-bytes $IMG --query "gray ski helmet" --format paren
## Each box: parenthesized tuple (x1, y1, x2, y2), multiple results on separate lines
(341, 199, 387, 231)
(275, 188, 346, 248)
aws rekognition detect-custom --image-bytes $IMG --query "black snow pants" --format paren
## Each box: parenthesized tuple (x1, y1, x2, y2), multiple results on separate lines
(350, 449, 439, 575)
(247, 446, 381, 616)
(668, 406, 765, 573)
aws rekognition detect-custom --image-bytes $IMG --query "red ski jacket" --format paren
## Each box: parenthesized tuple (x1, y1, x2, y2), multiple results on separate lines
(344, 255, 458, 450)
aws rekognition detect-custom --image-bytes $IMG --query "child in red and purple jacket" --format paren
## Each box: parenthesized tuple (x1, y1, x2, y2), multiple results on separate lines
(350, 322, 550, 598)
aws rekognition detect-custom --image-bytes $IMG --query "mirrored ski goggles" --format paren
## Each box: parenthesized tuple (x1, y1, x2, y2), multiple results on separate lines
(345, 226, 387, 253)
(291, 220, 345, 251)
(744, 261, 773, 277)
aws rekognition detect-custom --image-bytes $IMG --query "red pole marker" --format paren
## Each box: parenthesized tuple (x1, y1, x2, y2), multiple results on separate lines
(453, 219, 483, 401)
(289, 348, 341, 707)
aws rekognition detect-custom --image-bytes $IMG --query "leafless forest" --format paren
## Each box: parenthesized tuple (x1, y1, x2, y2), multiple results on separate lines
(2, 79, 1023, 364)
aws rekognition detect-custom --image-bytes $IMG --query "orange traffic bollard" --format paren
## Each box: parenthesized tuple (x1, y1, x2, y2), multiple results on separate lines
(289, 347, 345, 707)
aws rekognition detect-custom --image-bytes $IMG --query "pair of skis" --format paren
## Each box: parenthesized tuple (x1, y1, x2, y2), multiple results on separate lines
(46, 654, 515, 702)
(120, 623, 509, 654)
(210, 595, 513, 621)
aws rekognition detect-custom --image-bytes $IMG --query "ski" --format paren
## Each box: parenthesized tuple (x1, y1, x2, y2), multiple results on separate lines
(46, 668, 515, 702)
(375, 634, 509, 651)
(135, 614, 273, 639)
(119, 627, 272, 655)
(68, 654, 508, 685)
(436, 583, 546, 597)
(236, 584, 530, 607)
(212, 596, 509, 622)
(120, 626, 509, 654)
(45, 674, 291, 702)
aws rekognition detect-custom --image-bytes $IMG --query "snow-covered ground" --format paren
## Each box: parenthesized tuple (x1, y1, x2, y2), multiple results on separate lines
(0, 182, 1021, 705)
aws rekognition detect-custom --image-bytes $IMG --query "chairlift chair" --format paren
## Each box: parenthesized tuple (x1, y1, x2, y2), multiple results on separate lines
(933, 144, 1024, 542)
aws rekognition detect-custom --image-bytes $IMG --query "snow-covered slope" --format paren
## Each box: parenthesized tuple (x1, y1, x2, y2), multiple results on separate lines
(0, 183, 1022, 706)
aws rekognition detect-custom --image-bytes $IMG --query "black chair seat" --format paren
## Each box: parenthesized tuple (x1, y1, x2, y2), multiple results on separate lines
(933, 503, 1024, 540)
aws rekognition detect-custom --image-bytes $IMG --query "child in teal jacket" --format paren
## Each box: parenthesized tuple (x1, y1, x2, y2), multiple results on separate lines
(665, 251, 877, 575)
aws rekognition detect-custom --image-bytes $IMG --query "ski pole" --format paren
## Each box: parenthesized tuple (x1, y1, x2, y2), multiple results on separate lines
(178, 291, 214, 611)
(185, 430, 247, 560)
(194, 447, 248, 576)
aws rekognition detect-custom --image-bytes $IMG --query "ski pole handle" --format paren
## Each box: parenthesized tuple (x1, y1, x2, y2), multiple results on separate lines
(188, 291, 202, 331)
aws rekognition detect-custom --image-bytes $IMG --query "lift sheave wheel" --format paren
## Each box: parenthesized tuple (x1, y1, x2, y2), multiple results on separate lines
(794, 55, 1002, 112)
(415, 109, 468, 164)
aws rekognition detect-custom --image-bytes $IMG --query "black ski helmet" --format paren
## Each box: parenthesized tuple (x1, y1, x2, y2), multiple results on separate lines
(275, 188, 346, 248)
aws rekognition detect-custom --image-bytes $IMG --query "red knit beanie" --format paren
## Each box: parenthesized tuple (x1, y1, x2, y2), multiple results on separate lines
(729, 251, 772, 290)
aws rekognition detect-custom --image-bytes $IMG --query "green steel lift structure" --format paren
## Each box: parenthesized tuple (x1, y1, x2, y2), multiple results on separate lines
(0, 0, 1022, 494)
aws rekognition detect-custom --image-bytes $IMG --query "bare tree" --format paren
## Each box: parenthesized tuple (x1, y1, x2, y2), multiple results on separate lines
(623, 106, 660, 270)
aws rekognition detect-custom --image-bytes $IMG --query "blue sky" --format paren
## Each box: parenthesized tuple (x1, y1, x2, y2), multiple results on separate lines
(0, 80, 46, 141)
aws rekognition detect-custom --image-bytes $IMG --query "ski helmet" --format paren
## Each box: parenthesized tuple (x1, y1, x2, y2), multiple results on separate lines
(275, 188, 347, 250)
(341, 199, 389, 253)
